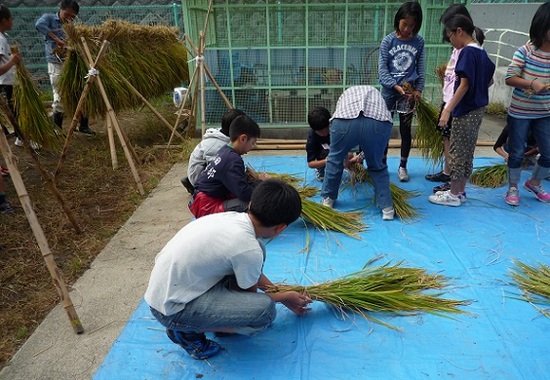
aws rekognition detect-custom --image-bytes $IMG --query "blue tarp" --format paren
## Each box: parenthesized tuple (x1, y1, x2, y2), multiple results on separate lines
(94, 156, 549, 380)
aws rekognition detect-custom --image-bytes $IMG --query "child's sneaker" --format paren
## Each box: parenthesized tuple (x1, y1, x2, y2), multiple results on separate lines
(321, 197, 334, 208)
(429, 190, 461, 207)
(166, 329, 222, 360)
(382, 207, 394, 220)
(523, 180, 550, 203)
(458, 192, 467, 203)
(425, 171, 451, 182)
(1, 165, 9, 176)
(433, 181, 451, 193)
(505, 187, 519, 206)
(315, 169, 324, 181)
(0, 201, 14, 214)
(397, 167, 409, 182)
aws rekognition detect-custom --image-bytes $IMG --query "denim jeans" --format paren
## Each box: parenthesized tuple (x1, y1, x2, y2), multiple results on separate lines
(507, 114, 550, 184)
(321, 114, 393, 209)
(150, 276, 276, 336)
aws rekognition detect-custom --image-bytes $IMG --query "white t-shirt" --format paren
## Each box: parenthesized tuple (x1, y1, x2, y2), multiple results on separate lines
(0, 32, 15, 85)
(442, 48, 461, 104)
(144, 212, 265, 316)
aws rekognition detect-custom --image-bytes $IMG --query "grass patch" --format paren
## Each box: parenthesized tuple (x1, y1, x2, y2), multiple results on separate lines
(486, 102, 507, 116)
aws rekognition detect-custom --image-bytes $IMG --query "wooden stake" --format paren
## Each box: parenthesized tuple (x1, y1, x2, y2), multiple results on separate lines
(0, 97, 81, 233)
(55, 40, 111, 180)
(80, 39, 145, 195)
(106, 114, 117, 169)
(0, 103, 84, 334)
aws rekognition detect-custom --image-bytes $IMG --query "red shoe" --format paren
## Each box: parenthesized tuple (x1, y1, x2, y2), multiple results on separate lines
(1, 166, 9, 176)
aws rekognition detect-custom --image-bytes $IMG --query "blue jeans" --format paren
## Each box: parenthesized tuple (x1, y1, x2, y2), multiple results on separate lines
(321, 114, 393, 210)
(150, 276, 276, 336)
(507, 114, 550, 184)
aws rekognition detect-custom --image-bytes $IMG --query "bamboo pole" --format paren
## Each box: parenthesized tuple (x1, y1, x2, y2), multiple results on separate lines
(106, 114, 117, 169)
(80, 39, 145, 195)
(199, 31, 206, 137)
(168, 64, 198, 146)
(0, 97, 81, 233)
(55, 40, 111, 180)
(119, 76, 186, 143)
(0, 105, 84, 334)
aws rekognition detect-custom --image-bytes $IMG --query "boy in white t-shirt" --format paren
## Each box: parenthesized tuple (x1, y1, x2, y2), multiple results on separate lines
(145, 179, 311, 360)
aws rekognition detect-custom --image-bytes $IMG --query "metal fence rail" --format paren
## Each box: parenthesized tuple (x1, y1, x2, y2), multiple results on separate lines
(483, 28, 529, 67)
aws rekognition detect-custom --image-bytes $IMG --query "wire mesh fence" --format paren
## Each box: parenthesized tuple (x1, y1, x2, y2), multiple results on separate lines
(10, 4, 183, 91)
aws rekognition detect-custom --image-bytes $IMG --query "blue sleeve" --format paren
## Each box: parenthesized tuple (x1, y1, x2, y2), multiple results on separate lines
(35, 14, 51, 36)
(378, 34, 396, 89)
(416, 36, 426, 91)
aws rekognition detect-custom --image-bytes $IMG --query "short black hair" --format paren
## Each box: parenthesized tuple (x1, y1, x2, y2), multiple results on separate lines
(394, 1, 423, 36)
(229, 115, 260, 141)
(307, 106, 331, 131)
(60, 0, 79, 14)
(0, 5, 11, 21)
(221, 108, 246, 136)
(445, 14, 475, 37)
(529, 2, 550, 49)
(249, 179, 302, 227)
(440, 4, 471, 43)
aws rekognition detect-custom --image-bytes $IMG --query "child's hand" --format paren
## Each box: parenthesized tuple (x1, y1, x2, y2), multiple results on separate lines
(259, 172, 270, 181)
(10, 53, 21, 65)
(438, 109, 451, 128)
(280, 291, 312, 316)
(531, 79, 548, 94)
(412, 90, 422, 100)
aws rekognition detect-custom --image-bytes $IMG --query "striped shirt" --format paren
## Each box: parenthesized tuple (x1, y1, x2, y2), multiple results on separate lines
(331, 86, 393, 123)
(506, 42, 550, 119)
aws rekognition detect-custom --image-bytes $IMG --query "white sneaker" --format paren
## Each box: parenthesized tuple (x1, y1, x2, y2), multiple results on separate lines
(429, 190, 461, 207)
(398, 167, 409, 182)
(382, 207, 395, 220)
(321, 197, 334, 208)
(14, 138, 41, 150)
(14, 137, 23, 147)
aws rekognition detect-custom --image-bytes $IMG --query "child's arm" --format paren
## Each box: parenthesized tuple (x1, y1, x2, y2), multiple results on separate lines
(307, 157, 327, 170)
(0, 52, 20, 76)
(35, 15, 65, 47)
(258, 274, 312, 316)
(438, 76, 469, 127)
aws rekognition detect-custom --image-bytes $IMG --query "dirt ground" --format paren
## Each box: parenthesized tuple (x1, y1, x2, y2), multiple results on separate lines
(0, 105, 193, 370)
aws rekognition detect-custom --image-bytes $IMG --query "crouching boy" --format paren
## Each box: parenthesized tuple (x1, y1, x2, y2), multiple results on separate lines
(145, 179, 311, 360)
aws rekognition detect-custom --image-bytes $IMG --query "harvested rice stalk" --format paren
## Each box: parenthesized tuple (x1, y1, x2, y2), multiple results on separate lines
(470, 164, 507, 188)
(510, 260, 550, 318)
(11, 46, 57, 148)
(301, 198, 366, 239)
(59, 20, 189, 118)
(297, 186, 318, 198)
(435, 64, 446, 86)
(414, 97, 444, 168)
(348, 163, 420, 220)
(266, 260, 470, 330)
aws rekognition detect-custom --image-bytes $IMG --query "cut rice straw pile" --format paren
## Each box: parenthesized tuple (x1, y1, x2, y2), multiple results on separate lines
(470, 164, 507, 188)
(267, 259, 470, 330)
(12, 45, 57, 148)
(348, 163, 420, 220)
(300, 198, 366, 239)
(509, 260, 550, 319)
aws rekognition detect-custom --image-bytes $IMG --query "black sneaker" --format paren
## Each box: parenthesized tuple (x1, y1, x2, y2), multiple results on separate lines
(166, 329, 222, 360)
(76, 125, 96, 135)
(433, 181, 451, 193)
(181, 177, 195, 195)
(425, 171, 450, 182)
(0, 201, 14, 214)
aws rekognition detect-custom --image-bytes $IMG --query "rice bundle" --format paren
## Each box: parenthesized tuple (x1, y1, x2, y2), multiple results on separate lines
(470, 164, 507, 188)
(414, 97, 444, 168)
(11, 46, 57, 148)
(509, 260, 550, 318)
(435, 64, 447, 86)
(301, 198, 366, 239)
(348, 163, 420, 220)
(267, 260, 470, 330)
(58, 20, 189, 118)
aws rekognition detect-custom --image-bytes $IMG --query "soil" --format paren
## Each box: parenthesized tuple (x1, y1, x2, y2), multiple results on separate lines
(0, 105, 193, 370)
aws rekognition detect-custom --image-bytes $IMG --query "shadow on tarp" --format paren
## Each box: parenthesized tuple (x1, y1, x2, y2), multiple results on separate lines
(94, 156, 549, 380)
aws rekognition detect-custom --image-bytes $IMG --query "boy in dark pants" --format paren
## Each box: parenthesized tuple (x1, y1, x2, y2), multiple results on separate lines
(306, 106, 331, 181)
(190, 115, 268, 218)
(145, 179, 310, 360)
